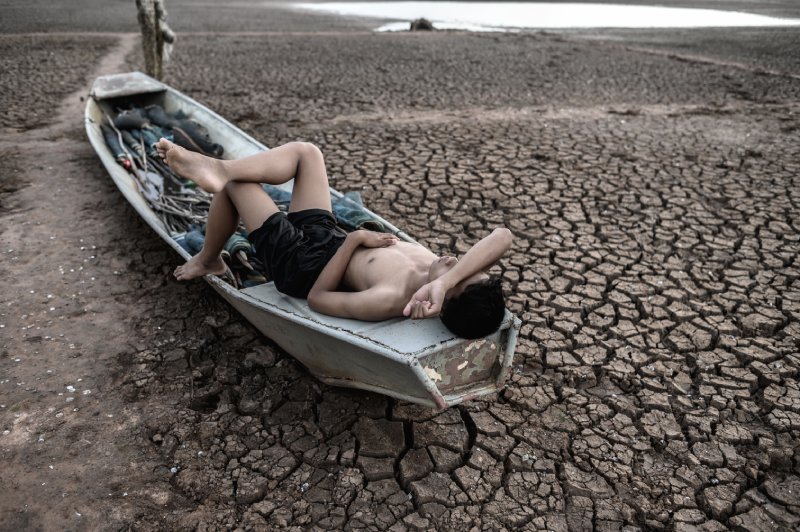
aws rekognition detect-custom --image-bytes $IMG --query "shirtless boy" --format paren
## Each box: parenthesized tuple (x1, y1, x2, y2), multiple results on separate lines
(155, 139, 512, 339)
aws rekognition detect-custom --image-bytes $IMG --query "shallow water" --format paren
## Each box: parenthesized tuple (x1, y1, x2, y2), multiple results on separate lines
(293, 2, 800, 31)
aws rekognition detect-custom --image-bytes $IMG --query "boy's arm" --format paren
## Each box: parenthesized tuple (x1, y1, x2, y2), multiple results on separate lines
(438, 227, 512, 288)
(307, 230, 400, 321)
(308, 286, 400, 321)
(404, 227, 512, 318)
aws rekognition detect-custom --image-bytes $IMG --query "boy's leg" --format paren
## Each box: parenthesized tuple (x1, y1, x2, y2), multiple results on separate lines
(174, 186, 236, 280)
(221, 142, 331, 213)
(174, 184, 278, 280)
(224, 182, 280, 233)
(156, 140, 332, 213)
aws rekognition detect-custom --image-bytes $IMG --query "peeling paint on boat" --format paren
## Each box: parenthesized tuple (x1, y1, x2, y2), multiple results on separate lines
(423, 366, 443, 382)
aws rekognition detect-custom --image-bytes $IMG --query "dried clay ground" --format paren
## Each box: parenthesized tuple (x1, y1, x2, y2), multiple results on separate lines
(1, 1, 799, 530)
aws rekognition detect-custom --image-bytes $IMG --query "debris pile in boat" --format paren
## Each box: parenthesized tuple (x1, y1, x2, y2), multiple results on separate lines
(99, 103, 265, 288)
(100, 103, 389, 289)
(99, 104, 218, 233)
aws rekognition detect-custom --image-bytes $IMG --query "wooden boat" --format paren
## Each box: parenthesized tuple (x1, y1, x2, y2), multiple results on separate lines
(85, 72, 521, 409)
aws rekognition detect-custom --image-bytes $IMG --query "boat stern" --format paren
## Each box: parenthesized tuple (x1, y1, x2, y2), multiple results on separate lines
(90, 71, 166, 101)
(414, 313, 521, 407)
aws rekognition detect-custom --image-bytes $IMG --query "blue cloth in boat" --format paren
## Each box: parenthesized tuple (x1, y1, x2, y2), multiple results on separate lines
(175, 225, 205, 254)
(247, 208, 346, 299)
(332, 192, 387, 232)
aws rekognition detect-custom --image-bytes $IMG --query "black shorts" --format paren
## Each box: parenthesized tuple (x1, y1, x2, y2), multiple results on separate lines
(247, 209, 346, 298)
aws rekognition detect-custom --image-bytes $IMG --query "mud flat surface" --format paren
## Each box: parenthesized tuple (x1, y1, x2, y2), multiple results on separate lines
(1, 1, 800, 531)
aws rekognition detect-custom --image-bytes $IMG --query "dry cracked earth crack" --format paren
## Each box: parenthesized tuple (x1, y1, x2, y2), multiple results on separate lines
(1, 5, 800, 531)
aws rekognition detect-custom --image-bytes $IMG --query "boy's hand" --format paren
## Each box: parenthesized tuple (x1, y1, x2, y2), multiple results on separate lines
(403, 280, 446, 319)
(356, 230, 398, 248)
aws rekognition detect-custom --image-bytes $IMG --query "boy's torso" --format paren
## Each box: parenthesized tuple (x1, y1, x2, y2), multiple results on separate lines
(343, 241, 435, 308)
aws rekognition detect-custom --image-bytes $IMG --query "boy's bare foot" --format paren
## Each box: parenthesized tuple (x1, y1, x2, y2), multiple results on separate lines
(156, 138, 227, 193)
(174, 253, 228, 281)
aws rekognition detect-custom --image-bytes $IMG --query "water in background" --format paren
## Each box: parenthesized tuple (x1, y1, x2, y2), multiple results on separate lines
(293, 2, 800, 32)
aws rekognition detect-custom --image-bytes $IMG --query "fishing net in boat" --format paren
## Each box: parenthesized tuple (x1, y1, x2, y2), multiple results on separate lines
(99, 103, 269, 287)
(99, 104, 216, 234)
(99, 103, 389, 289)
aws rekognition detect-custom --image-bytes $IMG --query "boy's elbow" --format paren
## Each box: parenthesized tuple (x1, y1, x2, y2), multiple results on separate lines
(307, 291, 320, 311)
(494, 227, 513, 249)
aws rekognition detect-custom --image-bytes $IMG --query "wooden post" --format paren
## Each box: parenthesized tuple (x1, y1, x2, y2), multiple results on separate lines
(135, 0, 175, 80)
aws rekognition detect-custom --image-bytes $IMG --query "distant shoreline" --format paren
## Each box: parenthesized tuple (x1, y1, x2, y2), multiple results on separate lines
(293, 1, 800, 33)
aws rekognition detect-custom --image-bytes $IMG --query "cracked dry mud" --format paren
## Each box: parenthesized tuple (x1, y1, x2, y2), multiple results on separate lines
(2, 2, 800, 531)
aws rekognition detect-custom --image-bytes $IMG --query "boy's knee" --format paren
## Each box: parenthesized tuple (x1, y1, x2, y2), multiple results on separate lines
(293, 141, 323, 161)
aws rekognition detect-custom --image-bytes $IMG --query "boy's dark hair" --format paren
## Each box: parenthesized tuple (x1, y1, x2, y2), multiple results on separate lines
(440, 277, 505, 339)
